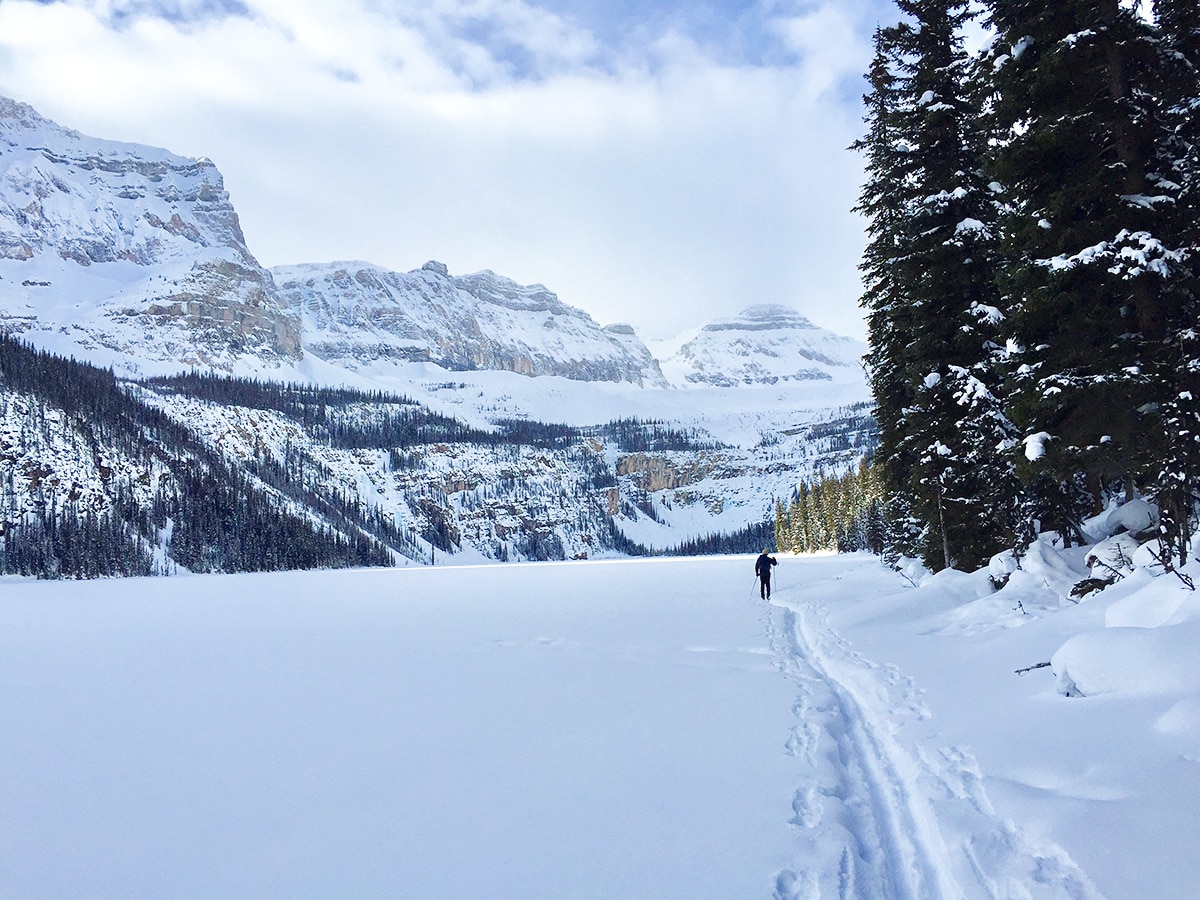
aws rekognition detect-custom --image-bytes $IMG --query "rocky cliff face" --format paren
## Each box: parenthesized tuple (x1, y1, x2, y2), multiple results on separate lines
(274, 260, 668, 386)
(0, 96, 300, 373)
(659, 305, 867, 388)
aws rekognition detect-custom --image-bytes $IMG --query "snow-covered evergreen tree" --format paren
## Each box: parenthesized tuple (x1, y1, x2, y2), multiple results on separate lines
(1147, 0, 1200, 567)
(857, 0, 1017, 570)
(982, 0, 1171, 544)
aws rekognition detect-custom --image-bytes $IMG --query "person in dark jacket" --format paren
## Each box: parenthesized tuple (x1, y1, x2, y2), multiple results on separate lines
(754, 549, 778, 599)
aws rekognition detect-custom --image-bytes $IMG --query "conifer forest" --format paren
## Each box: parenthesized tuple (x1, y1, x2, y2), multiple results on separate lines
(856, 0, 1200, 572)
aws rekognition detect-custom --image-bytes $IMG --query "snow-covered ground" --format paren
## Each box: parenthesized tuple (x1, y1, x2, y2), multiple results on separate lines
(4, 547, 1198, 897)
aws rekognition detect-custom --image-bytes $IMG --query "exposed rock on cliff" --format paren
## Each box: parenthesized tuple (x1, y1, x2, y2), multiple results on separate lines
(274, 259, 668, 386)
(0, 96, 300, 373)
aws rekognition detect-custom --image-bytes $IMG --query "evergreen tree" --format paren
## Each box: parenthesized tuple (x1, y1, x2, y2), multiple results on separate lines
(982, 0, 1171, 543)
(856, 0, 1016, 570)
(775, 462, 885, 554)
(1147, 0, 1200, 567)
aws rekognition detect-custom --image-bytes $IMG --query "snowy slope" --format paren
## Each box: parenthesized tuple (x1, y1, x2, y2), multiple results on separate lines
(658, 304, 867, 388)
(0, 96, 300, 375)
(7, 541, 1197, 896)
(783, 535, 1200, 899)
(273, 259, 667, 386)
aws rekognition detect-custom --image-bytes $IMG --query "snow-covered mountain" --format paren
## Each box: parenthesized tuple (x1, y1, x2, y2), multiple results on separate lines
(274, 260, 667, 386)
(0, 98, 868, 395)
(658, 305, 867, 388)
(0, 97, 869, 401)
(0, 97, 669, 386)
(0, 96, 300, 374)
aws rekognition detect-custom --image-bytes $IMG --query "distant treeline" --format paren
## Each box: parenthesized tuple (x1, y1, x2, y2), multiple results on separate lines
(592, 418, 720, 453)
(774, 460, 885, 555)
(146, 374, 711, 454)
(0, 335, 814, 576)
(605, 518, 774, 558)
(147, 371, 494, 449)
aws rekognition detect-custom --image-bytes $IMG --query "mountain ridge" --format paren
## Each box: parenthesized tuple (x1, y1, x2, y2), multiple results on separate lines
(0, 95, 865, 394)
(0, 95, 878, 574)
(658, 304, 867, 388)
(273, 258, 669, 386)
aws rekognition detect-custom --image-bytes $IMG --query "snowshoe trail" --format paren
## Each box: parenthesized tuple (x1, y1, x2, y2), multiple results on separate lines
(766, 580, 1102, 899)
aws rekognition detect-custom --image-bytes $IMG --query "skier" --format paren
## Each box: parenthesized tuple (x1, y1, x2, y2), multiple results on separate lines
(754, 548, 778, 599)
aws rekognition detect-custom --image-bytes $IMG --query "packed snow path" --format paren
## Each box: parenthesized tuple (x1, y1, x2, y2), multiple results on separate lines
(766, 558, 1098, 899)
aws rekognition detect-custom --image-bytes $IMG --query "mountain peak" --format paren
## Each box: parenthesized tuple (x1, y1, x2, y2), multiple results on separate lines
(660, 307, 866, 388)
(0, 96, 51, 130)
(703, 305, 818, 333)
(273, 259, 668, 386)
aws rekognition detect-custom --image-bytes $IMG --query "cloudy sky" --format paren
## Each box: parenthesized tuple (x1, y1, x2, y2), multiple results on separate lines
(0, 0, 895, 340)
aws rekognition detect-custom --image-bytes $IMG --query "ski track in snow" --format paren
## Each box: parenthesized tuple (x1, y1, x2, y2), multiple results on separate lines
(765, 568, 1103, 900)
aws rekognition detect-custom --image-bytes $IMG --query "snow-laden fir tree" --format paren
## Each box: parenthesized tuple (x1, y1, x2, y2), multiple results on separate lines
(856, 24, 915, 519)
(1146, 0, 1200, 568)
(856, 0, 1017, 570)
(982, 0, 1175, 545)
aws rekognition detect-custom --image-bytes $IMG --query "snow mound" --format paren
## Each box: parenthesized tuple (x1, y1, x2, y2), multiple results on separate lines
(1155, 696, 1200, 739)
(1102, 498, 1158, 537)
(1104, 573, 1191, 628)
(1052, 620, 1200, 697)
(1082, 532, 1140, 575)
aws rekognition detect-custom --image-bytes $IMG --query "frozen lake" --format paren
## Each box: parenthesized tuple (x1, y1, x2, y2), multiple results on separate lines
(5, 549, 1197, 897)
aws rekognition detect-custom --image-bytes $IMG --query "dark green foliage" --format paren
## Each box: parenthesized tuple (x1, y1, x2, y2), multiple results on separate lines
(855, 0, 1017, 570)
(514, 529, 566, 562)
(494, 418, 579, 449)
(602, 517, 775, 558)
(149, 370, 493, 449)
(859, 0, 1200, 570)
(789, 405, 880, 457)
(595, 418, 720, 453)
(411, 496, 461, 553)
(985, 0, 1172, 544)
(1146, 0, 1200, 569)
(664, 520, 776, 557)
(162, 467, 391, 573)
(0, 508, 154, 579)
(146, 369, 417, 413)
(775, 460, 885, 555)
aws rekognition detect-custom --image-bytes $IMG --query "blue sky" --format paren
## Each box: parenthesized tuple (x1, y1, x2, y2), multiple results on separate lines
(0, 0, 896, 339)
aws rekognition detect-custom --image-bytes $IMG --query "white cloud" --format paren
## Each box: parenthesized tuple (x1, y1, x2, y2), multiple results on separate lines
(0, 0, 876, 340)
(770, 3, 872, 98)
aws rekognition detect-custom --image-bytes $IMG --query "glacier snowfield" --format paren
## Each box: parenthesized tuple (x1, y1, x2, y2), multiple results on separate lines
(4, 554, 1199, 897)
